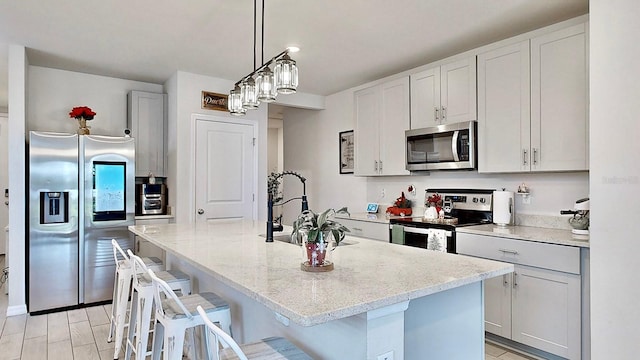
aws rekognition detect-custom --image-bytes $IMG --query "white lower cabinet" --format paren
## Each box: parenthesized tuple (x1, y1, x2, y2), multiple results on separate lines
(457, 233, 582, 359)
(337, 218, 389, 242)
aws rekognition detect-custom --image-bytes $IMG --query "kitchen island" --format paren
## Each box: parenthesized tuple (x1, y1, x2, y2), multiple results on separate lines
(129, 220, 512, 359)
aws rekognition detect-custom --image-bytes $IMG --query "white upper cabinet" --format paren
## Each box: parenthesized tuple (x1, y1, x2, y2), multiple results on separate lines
(478, 41, 531, 173)
(478, 22, 588, 173)
(531, 23, 589, 171)
(354, 77, 410, 176)
(410, 57, 476, 129)
(128, 91, 167, 177)
(410, 67, 440, 128)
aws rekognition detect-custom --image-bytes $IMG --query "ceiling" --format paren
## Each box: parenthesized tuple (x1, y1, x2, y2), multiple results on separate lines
(0, 1, 588, 110)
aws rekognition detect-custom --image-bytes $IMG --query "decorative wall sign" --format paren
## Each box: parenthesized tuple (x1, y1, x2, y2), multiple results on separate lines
(201, 91, 228, 111)
(339, 130, 354, 174)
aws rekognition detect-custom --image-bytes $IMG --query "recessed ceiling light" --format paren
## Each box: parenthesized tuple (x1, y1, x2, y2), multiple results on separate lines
(287, 46, 300, 53)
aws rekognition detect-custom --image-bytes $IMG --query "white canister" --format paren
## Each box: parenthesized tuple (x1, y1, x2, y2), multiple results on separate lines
(493, 190, 515, 226)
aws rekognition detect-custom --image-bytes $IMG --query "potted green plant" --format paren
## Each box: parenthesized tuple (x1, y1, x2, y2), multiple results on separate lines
(292, 207, 350, 271)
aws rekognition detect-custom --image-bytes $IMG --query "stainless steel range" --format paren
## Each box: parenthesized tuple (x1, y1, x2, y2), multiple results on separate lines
(389, 189, 495, 253)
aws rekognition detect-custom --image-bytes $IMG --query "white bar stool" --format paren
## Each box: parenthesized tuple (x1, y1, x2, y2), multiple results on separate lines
(125, 250, 192, 360)
(196, 305, 313, 360)
(147, 268, 232, 360)
(108, 239, 164, 359)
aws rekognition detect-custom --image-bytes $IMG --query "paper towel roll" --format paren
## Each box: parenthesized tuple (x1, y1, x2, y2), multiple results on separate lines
(493, 190, 514, 226)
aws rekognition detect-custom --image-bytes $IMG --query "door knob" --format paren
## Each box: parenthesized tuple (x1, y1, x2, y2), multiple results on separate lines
(197, 209, 204, 215)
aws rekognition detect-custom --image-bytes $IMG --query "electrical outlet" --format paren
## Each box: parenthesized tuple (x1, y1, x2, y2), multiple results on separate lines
(377, 351, 394, 360)
(380, 188, 385, 198)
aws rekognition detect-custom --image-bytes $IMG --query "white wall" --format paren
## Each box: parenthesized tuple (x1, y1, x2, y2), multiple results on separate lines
(267, 127, 280, 174)
(590, 0, 640, 357)
(282, 87, 588, 224)
(282, 89, 368, 223)
(0, 114, 8, 255)
(165, 71, 268, 224)
(6, 45, 27, 315)
(27, 66, 162, 136)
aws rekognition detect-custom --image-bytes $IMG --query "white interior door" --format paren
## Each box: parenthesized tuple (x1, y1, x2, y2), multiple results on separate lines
(0, 114, 8, 254)
(194, 117, 256, 223)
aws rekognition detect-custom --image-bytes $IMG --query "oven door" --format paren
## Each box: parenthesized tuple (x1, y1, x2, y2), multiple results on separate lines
(391, 224, 455, 253)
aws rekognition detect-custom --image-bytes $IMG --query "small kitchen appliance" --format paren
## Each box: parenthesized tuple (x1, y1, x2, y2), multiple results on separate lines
(136, 183, 167, 215)
(390, 189, 494, 253)
(405, 121, 477, 171)
(561, 198, 589, 235)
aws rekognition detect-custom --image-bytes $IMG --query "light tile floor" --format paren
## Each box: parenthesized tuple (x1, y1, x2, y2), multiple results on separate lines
(0, 255, 536, 359)
(485, 341, 537, 360)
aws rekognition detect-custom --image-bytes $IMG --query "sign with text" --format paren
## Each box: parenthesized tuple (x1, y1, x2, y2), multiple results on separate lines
(202, 91, 228, 111)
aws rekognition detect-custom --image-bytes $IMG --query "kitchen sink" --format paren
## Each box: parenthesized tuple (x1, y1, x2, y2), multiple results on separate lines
(258, 233, 356, 246)
(258, 233, 299, 244)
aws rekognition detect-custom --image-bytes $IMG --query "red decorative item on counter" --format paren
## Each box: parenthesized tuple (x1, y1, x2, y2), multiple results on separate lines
(386, 191, 412, 216)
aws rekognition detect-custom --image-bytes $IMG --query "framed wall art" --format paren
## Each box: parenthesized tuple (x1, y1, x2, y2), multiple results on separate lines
(201, 91, 228, 111)
(339, 130, 354, 174)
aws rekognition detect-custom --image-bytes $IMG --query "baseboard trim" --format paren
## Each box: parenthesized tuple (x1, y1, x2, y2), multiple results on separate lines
(6, 304, 27, 317)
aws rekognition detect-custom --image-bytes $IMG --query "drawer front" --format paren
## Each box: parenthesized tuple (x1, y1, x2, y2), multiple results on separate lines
(457, 233, 580, 274)
(339, 218, 389, 242)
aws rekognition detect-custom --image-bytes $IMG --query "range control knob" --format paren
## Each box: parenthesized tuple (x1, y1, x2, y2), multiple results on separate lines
(472, 197, 479, 203)
(480, 198, 486, 204)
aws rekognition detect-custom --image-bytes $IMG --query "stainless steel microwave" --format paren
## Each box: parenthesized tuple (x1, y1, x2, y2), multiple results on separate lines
(405, 121, 477, 171)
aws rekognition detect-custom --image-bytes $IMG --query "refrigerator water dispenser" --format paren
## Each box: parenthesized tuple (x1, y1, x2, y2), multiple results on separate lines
(40, 191, 69, 224)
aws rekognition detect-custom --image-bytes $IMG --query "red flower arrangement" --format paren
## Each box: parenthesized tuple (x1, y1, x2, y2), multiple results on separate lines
(426, 193, 443, 213)
(69, 106, 96, 120)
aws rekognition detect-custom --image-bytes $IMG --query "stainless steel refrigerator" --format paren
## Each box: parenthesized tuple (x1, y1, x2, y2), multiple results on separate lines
(28, 131, 135, 313)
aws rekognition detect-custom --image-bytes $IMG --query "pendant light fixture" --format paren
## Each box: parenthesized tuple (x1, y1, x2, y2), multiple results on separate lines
(256, 66, 277, 102)
(241, 77, 260, 109)
(228, 0, 299, 114)
(228, 84, 246, 116)
(275, 53, 298, 94)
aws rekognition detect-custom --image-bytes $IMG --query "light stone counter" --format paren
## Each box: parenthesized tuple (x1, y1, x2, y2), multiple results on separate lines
(134, 214, 175, 221)
(129, 220, 512, 359)
(336, 212, 421, 224)
(457, 224, 590, 248)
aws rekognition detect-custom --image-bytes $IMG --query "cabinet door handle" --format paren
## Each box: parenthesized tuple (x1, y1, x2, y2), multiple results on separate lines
(499, 248, 519, 255)
(379, 160, 383, 173)
(374, 160, 378, 172)
(352, 227, 363, 232)
(522, 149, 528, 166)
(513, 272, 518, 288)
(434, 107, 439, 121)
(197, 208, 204, 215)
(533, 148, 538, 165)
(503, 274, 508, 287)
(441, 106, 446, 122)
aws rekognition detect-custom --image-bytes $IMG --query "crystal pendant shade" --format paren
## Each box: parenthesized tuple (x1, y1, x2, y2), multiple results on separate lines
(228, 85, 246, 116)
(274, 54, 298, 94)
(256, 66, 277, 102)
(241, 77, 260, 109)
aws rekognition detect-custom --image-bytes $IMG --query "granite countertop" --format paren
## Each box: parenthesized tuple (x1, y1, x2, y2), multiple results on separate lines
(129, 220, 512, 326)
(336, 212, 421, 224)
(135, 214, 175, 220)
(457, 224, 590, 248)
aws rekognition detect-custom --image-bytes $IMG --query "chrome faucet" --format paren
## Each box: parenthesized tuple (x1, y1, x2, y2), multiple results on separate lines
(267, 171, 308, 242)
